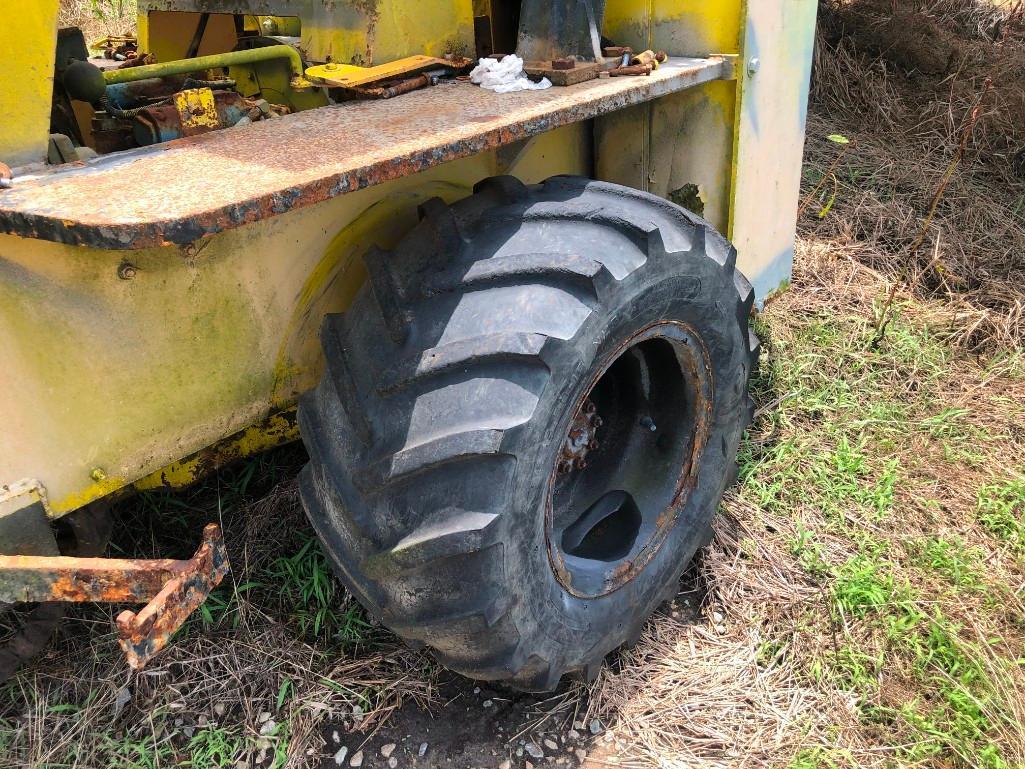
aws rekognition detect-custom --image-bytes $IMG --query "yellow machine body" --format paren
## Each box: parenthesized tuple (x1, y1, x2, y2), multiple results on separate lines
(0, 0, 817, 520)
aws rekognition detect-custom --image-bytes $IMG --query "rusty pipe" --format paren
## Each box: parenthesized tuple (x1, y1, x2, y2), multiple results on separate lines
(103, 45, 312, 91)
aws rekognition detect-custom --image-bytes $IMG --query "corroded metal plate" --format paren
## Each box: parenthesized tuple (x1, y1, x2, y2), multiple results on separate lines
(0, 57, 729, 250)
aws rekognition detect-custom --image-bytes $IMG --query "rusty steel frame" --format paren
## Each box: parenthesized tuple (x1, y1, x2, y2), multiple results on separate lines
(0, 56, 733, 249)
(0, 524, 229, 669)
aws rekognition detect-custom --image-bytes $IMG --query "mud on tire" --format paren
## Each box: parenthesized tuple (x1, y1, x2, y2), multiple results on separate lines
(298, 175, 758, 691)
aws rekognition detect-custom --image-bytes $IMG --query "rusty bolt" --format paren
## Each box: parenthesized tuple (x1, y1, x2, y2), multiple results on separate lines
(582, 400, 597, 415)
(558, 460, 573, 475)
(552, 58, 576, 70)
(574, 457, 587, 470)
(117, 261, 137, 280)
(569, 428, 585, 440)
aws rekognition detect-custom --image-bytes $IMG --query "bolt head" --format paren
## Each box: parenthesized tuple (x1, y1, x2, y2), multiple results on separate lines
(747, 57, 761, 76)
(117, 262, 137, 280)
(574, 457, 587, 470)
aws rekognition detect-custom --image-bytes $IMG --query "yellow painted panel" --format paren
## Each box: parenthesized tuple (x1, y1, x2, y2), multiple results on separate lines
(0, 124, 590, 515)
(1, 2, 59, 167)
(143, 12, 240, 63)
(595, 80, 735, 235)
(303, 0, 474, 65)
(604, 0, 743, 56)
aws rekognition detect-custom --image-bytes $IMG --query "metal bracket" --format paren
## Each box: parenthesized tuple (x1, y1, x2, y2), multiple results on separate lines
(0, 523, 229, 670)
(710, 54, 740, 81)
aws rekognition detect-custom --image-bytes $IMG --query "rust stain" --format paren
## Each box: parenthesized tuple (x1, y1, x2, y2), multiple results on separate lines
(0, 524, 229, 670)
(116, 524, 230, 669)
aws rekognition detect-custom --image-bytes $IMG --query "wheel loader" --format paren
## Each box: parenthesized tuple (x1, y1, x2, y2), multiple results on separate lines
(0, 0, 817, 689)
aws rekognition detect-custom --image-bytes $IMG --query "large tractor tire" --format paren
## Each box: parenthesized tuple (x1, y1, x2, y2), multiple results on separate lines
(298, 176, 757, 691)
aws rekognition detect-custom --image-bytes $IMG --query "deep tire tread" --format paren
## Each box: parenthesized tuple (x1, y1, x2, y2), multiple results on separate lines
(300, 175, 758, 691)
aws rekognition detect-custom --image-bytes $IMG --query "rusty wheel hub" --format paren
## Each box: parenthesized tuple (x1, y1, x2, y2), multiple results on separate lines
(557, 399, 604, 475)
(546, 322, 714, 598)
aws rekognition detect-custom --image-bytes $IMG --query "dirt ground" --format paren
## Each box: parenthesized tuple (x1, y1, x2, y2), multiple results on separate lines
(4, 2, 1025, 768)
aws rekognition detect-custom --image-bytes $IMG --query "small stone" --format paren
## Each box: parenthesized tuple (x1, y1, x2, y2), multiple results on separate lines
(499, 761, 511, 769)
(482, 699, 493, 708)
(333, 731, 341, 744)
(568, 729, 580, 740)
(113, 687, 131, 717)
(526, 763, 535, 769)
(573, 721, 585, 731)
(213, 703, 226, 717)
(525, 742, 544, 759)
(334, 747, 348, 766)
(589, 719, 602, 735)
(473, 687, 481, 694)
(544, 739, 559, 751)
(350, 750, 364, 767)
(307, 748, 316, 756)
(258, 711, 272, 724)
(716, 625, 727, 634)
(556, 759, 567, 766)
(575, 748, 587, 761)
(260, 719, 277, 736)
(419, 742, 428, 757)
(198, 715, 209, 727)
(182, 725, 195, 739)
(713, 611, 725, 623)
(388, 758, 398, 769)
(516, 748, 524, 757)
(381, 743, 396, 758)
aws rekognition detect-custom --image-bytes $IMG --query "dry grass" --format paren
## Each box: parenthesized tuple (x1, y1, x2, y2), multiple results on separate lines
(808, 0, 1025, 350)
(59, 0, 136, 40)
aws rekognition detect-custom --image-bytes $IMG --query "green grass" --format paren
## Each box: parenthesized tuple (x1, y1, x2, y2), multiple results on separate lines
(976, 479, 1025, 556)
(267, 537, 373, 645)
(738, 290, 1025, 767)
(906, 537, 985, 590)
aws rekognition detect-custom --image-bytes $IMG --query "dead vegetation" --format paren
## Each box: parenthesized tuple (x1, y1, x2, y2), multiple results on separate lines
(808, 0, 1025, 350)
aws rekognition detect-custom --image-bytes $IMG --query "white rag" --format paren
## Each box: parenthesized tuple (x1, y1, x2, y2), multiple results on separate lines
(469, 55, 552, 93)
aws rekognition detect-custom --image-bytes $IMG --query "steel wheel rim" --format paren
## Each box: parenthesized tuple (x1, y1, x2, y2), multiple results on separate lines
(545, 321, 714, 598)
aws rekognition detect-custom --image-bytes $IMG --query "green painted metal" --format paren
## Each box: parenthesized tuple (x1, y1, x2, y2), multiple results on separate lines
(103, 45, 311, 89)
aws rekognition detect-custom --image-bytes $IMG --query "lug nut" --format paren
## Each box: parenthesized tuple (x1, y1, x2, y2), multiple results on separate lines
(583, 400, 597, 415)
